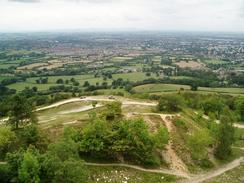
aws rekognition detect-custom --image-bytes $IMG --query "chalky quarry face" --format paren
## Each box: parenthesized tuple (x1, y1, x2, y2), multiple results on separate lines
(0, 0, 244, 32)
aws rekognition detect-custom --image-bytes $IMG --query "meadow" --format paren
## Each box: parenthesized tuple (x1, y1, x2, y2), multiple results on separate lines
(132, 83, 244, 95)
(8, 72, 161, 91)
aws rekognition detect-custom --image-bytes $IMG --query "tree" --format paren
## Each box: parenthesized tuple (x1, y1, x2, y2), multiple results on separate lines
(80, 119, 110, 153)
(153, 126, 169, 149)
(46, 139, 79, 161)
(52, 159, 87, 183)
(187, 129, 213, 159)
(18, 149, 40, 183)
(235, 98, 244, 121)
(6, 149, 25, 181)
(56, 79, 64, 84)
(0, 127, 16, 158)
(103, 101, 122, 120)
(8, 95, 36, 129)
(146, 72, 151, 77)
(157, 95, 184, 112)
(41, 78, 48, 84)
(65, 80, 69, 84)
(202, 97, 224, 119)
(215, 108, 235, 159)
(83, 81, 90, 87)
(42, 139, 88, 183)
(20, 125, 40, 147)
(190, 82, 198, 91)
(92, 101, 98, 108)
(112, 119, 158, 166)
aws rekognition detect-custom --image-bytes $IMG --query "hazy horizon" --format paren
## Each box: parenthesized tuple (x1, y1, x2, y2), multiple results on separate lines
(0, 0, 244, 33)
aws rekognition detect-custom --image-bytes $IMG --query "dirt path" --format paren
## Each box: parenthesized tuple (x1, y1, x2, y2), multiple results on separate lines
(159, 114, 189, 176)
(233, 123, 244, 129)
(36, 98, 84, 111)
(132, 112, 189, 176)
(182, 157, 244, 183)
(58, 104, 103, 115)
(36, 96, 157, 112)
(85, 162, 190, 178)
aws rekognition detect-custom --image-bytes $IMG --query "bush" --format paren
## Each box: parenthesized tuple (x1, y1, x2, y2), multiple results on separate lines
(157, 95, 184, 112)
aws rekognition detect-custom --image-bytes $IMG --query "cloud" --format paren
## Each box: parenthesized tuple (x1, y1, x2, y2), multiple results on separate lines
(0, 0, 244, 32)
(8, 0, 40, 3)
(8, 0, 120, 3)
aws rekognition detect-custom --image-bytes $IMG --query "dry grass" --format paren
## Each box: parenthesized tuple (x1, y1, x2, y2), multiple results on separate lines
(175, 61, 204, 69)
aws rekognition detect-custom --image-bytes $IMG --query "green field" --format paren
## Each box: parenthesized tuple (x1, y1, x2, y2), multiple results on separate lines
(110, 56, 133, 62)
(199, 87, 244, 94)
(152, 56, 162, 63)
(132, 84, 244, 95)
(8, 72, 161, 91)
(0, 76, 13, 82)
(0, 63, 18, 69)
(88, 166, 180, 183)
(133, 84, 190, 93)
(204, 59, 229, 65)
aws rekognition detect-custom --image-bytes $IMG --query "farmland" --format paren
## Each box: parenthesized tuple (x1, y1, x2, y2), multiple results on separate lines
(0, 32, 244, 183)
(8, 72, 161, 91)
(132, 84, 244, 95)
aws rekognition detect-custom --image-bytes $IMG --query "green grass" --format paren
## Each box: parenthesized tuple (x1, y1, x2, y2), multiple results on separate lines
(8, 72, 161, 91)
(110, 56, 133, 62)
(203, 164, 244, 183)
(88, 166, 180, 183)
(8, 83, 60, 91)
(234, 128, 244, 147)
(37, 104, 96, 131)
(113, 72, 160, 82)
(152, 56, 162, 63)
(132, 84, 244, 95)
(0, 63, 18, 69)
(199, 87, 244, 94)
(204, 59, 229, 65)
(170, 76, 195, 80)
(133, 84, 190, 93)
(0, 76, 13, 82)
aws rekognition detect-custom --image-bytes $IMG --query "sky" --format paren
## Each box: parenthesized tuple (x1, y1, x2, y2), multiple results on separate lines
(0, 0, 243, 32)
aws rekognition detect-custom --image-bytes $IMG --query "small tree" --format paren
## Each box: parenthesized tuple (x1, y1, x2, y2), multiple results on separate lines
(235, 98, 244, 121)
(103, 101, 122, 120)
(56, 79, 64, 84)
(92, 101, 98, 108)
(83, 81, 90, 87)
(80, 119, 109, 153)
(202, 97, 224, 119)
(53, 159, 87, 183)
(153, 126, 169, 149)
(187, 129, 213, 159)
(20, 124, 39, 147)
(215, 108, 235, 159)
(157, 95, 184, 112)
(9, 95, 36, 129)
(0, 127, 16, 158)
(18, 148, 40, 183)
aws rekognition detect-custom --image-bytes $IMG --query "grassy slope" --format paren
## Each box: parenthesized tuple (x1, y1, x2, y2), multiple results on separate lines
(133, 84, 244, 95)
